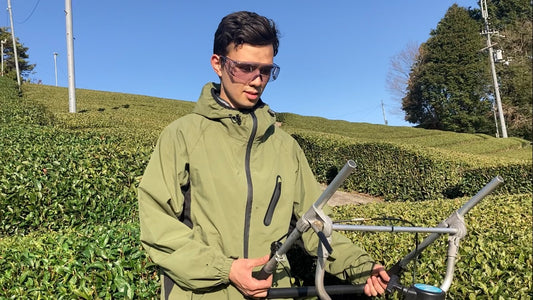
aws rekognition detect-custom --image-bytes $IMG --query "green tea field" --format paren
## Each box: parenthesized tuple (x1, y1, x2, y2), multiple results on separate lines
(1, 79, 531, 299)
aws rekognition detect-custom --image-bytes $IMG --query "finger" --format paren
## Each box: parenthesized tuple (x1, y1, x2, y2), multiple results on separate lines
(374, 265, 386, 272)
(259, 254, 270, 263)
(252, 289, 268, 299)
(364, 281, 371, 297)
(253, 274, 273, 287)
(378, 276, 388, 289)
(367, 277, 377, 296)
(374, 275, 384, 287)
(251, 254, 270, 267)
(379, 269, 391, 282)
(372, 276, 384, 295)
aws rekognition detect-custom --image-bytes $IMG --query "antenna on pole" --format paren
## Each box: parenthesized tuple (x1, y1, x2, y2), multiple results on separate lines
(65, 0, 76, 113)
(381, 99, 388, 125)
(7, 0, 21, 89)
(480, 0, 507, 138)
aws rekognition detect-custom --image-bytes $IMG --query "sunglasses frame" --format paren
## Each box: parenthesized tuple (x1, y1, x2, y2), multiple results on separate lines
(220, 56, 280, 83)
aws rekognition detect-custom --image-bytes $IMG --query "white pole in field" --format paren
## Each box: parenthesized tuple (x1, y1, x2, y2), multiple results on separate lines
(53, 52, 58, 86)
(65, 0, 76, 113)
(381, 99, 388, 125)
(1, 39, 5, 76)
(7, 0, 21, 88)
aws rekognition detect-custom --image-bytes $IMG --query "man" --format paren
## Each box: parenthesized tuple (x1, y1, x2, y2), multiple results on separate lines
(139, 11, 389, 299)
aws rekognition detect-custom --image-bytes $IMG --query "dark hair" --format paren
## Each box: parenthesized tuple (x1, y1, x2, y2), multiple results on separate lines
(213, 11, 279, 57)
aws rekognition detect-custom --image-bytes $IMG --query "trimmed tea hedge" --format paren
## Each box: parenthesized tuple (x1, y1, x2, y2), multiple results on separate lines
(292, 132, 532, 201)
(0, 224, 159, 298)
(0, 123, 151, 236)
(331, 194, 532, 299)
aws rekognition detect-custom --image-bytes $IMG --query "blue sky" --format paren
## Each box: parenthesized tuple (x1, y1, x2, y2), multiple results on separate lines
(6, 0, 479, 126)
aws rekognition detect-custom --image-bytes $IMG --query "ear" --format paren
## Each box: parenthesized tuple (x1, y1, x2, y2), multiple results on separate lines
(211, 54, 223, 77)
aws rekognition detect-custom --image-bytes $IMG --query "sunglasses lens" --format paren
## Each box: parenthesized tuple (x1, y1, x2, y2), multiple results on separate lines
(223, 56, 280, 82)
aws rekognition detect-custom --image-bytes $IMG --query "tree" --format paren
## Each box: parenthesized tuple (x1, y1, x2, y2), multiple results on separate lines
(0, 27, 35, 81)
(402, 5, 494, 134)
(386, 41, 420, 105)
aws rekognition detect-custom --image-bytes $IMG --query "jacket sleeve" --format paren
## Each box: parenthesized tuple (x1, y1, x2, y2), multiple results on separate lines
(138, 125, 234, 291)
(292, 147, 375, 285)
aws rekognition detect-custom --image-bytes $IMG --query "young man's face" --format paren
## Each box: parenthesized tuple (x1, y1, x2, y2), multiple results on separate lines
(211, 43, 275, 109)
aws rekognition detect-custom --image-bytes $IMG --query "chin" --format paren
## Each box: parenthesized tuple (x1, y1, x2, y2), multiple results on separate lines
(237, 100, 257, 109)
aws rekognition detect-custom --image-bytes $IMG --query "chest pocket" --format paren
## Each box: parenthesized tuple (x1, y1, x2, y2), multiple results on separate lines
(177, 163, 192, 229)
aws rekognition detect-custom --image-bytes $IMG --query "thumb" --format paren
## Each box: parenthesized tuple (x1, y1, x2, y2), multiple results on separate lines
(251, 254, 271, 267)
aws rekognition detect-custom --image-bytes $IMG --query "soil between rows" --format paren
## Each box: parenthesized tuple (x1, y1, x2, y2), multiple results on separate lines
(321, 184, 383, 206)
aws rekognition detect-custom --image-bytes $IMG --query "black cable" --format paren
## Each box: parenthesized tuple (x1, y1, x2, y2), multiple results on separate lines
(371, 217, 421, 283)
(270, 233, 297, 286)
(16, 0, 42, 24)
(335, 216, 421, 284)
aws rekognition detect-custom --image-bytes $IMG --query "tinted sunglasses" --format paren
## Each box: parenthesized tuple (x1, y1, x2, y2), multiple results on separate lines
(220, 56, 280, 83)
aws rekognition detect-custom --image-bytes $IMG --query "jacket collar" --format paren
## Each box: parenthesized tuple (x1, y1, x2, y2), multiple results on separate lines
(193, 82, 277, 142)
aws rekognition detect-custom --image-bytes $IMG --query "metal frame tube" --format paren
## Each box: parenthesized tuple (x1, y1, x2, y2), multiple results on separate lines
(267, 175, 504, 299)
(256, 160, 357, 280)
(314, 160, 356, 210)
(392, 176, 504, 271)
(332, 224, 458, 234)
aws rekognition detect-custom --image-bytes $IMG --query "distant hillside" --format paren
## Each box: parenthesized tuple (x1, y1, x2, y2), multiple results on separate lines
(22, 83, 531, 163)
(277, 113, 532, 163)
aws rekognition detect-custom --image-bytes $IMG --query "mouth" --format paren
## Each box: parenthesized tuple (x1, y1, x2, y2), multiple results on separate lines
(244, 90, 260, 100)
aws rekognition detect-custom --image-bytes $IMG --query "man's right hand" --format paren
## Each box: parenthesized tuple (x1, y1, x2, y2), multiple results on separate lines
(229, 254, 273, 299)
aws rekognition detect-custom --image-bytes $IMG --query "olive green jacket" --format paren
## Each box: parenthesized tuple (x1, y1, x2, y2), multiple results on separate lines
(138, 82, 375, 299)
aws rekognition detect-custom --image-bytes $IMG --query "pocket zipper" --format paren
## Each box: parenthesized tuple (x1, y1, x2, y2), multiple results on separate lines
(264, 175, 282, 226)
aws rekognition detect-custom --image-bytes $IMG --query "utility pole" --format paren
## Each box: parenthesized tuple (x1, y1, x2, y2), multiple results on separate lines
(65, 0, 76, 113)
(480, 0, 507, 138)
(491, 102, 500, 138)
(7, 0, 21, 88)
(381, 99, 388, 125)
(53, 52, 58, 86)
(1, 39, 5, 76)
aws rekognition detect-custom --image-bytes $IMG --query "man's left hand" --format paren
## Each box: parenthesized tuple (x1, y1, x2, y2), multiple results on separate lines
(363, 264, 390, 297)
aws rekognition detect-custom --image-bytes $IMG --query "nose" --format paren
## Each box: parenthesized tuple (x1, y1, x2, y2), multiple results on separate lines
(248, 71, 266, 86)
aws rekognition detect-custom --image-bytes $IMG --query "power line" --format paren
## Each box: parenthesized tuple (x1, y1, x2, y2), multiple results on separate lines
(16, 0, 42, 24)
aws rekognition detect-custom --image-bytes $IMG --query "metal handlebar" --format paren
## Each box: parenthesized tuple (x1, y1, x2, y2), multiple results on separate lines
(264, 161, 504, 299)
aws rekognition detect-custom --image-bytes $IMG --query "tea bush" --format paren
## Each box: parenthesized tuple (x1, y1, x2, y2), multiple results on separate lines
(0, 224, 159, 298)
(292, 132, 532, 201)
(0, 123, 151, 235)
(331, 194, 532, 299)
(0, 79, 55, 126)
(277, 112, 532, 160)
(1, 79, 531, 298)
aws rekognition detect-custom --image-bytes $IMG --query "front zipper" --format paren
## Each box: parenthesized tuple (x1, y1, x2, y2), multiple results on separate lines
(243, 111, 258, 258)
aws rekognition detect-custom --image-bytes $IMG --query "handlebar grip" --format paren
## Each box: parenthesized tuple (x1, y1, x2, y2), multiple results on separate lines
(254, 241, 281, 280)
(267, 284, 365, 298)
(254, 268, 272, 280)
(387, 274, 445, 300)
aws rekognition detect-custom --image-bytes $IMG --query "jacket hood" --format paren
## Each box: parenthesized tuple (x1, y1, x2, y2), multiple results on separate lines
(192, 82, 277, 142)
